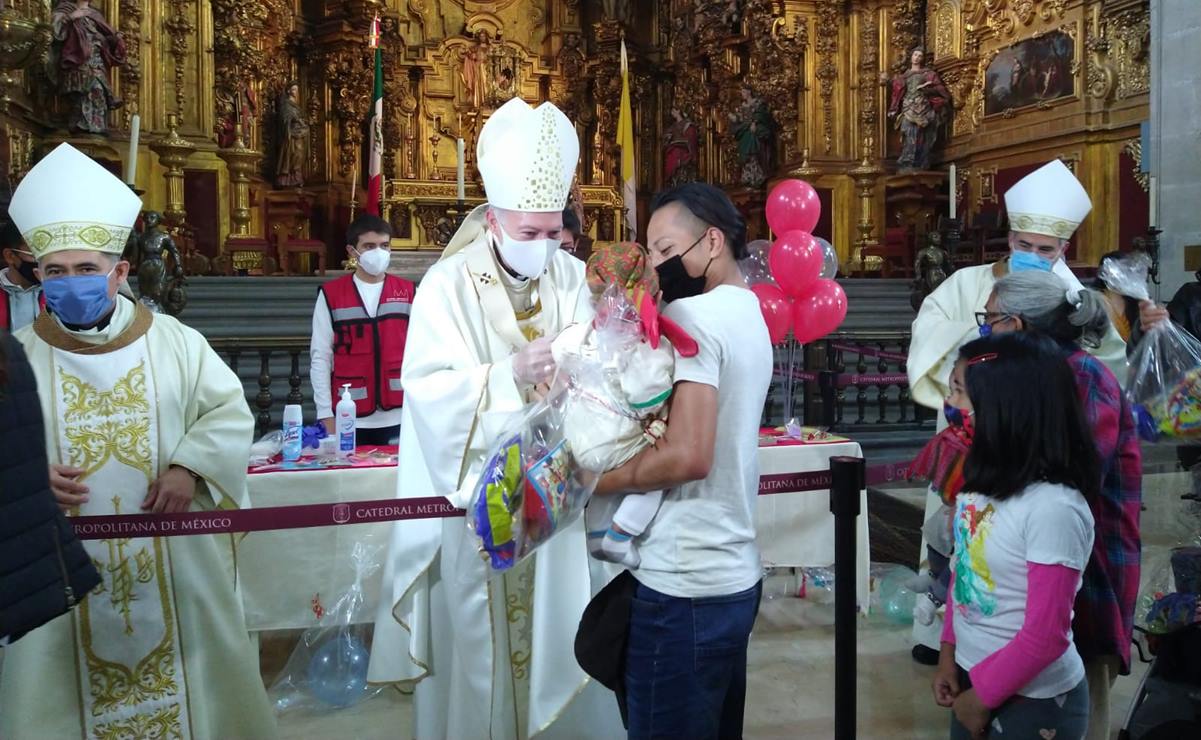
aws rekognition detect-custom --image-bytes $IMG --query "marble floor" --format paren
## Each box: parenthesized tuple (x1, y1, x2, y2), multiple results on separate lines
(269, 471, 1198, 739)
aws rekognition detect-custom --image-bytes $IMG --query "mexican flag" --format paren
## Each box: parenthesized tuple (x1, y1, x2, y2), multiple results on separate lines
(365, 16, 383, 216)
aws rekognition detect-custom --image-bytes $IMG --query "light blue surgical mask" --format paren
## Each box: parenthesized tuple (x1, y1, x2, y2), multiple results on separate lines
(42, 268, 116, 326)
(1010, 251, 1053, 273)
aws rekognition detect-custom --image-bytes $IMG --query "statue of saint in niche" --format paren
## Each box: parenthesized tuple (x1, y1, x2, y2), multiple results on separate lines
(275, 82, 309, 188)
(47, 1, 127, 135)
(885, 49, 951, 172)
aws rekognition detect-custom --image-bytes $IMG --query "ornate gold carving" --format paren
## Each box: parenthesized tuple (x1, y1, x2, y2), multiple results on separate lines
(746, 1, 807, 165)
(163, 1, 196, 118)
(856, 6, 879, 168)
(976, 165, 998, 207)
(974, 0, 1066, 39)
(1086, 4, 1149, 103)
(1124, 138, 1149, 192)
(117, 0, 142, 122)
(217, 136, 263, 237)
(889, 0, 923, 71)
(934, 2, 957, 60)
(149, 114, 196, 227)
(814, 0, 843, 155)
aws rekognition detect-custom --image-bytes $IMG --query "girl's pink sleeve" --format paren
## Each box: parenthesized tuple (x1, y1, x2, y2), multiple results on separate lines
(967, 562, 1080, 709)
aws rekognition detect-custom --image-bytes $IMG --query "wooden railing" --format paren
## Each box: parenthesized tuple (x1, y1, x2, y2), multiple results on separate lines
(208, 336, 311, 436)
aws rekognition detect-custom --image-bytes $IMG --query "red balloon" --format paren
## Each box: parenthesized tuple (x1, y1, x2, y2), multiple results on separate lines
(792, 279, 848, 344)
(766, 179, 821, 236)
(751, 282, 792, 345)
(768, 230, 823, 298)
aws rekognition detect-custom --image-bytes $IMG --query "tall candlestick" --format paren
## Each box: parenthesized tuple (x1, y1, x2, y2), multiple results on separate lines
(948, 163, 957, 220)
(125, 114, 140, 186)
(456, 138, 466, 202)
(1149, 175, 1157, 229)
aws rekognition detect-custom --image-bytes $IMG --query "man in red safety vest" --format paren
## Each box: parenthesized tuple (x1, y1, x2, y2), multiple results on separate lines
(0, 219, 45, 331)
(310, 214, 415, 445)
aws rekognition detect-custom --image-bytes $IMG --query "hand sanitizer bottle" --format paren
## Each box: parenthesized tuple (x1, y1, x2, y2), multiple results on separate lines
(336, 384, 357, 458)
(282, 404, 303, 462)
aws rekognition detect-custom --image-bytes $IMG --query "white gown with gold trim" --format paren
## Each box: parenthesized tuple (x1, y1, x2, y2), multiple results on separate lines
(0, 298, 276, 740)
(366, 236, 624, 739)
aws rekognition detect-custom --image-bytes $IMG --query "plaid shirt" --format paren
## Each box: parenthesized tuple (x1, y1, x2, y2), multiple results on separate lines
(1068, 351, 1142, 672)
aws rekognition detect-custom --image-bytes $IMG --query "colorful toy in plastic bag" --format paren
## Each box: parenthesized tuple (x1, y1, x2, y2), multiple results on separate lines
(1126, 320, 1201, 442)
(467, 391, 600, 572)
(471, 434, 523, 570)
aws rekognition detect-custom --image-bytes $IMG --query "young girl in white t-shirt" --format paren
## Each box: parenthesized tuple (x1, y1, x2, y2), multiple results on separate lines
(932, 331, 1097, 740)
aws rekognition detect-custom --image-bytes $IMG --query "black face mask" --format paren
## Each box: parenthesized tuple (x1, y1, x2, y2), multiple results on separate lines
(656, 233, 712, 303)
(16, 258, 39, 285)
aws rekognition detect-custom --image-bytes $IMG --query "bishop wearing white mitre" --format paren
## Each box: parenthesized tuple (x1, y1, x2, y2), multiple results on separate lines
(905, 159, 1127, 652)
(0, 144, 275, 739)
(367, 98, 623, 738)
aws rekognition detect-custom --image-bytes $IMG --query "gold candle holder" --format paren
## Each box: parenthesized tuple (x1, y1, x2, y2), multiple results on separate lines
(216, 125, 262, 237)
(149, 112, 196, 226)
(847, 137, 882, 272)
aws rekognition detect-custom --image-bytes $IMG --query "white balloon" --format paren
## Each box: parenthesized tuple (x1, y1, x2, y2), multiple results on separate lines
(816, 236, 839, 279)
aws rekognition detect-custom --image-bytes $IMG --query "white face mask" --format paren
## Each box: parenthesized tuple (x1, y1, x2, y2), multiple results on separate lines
(492, 220, 559, 280)
(355, 247, 391, 276)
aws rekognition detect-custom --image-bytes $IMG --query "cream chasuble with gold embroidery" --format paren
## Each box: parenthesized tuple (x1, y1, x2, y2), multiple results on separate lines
(0, 298, 276, 740)
(367, 236, 623, 740)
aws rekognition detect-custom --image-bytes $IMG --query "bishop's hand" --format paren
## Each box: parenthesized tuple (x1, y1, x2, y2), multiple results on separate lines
(512, 337, 556, 387)
(143, 465, 198, 514)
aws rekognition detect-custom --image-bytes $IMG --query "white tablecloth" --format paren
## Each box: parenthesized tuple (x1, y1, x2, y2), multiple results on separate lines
(240, 441, 872, 631)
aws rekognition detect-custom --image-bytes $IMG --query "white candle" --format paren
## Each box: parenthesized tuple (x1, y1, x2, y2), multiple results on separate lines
(125, 114, 140, 186)
(455, 138, 466, 202)
(948, 163, 957, 220)
(1149, 175, 1157, 229)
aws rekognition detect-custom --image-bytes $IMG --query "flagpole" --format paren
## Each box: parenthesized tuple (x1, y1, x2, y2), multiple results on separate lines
(350, 162, 358, 217)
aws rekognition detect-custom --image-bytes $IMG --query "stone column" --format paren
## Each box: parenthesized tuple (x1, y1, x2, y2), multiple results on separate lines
(1150, 0, 1201, 299)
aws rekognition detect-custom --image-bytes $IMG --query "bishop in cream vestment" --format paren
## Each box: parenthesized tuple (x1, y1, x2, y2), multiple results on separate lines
(367, 99, 623, 739)
(0, 143, 275, 740)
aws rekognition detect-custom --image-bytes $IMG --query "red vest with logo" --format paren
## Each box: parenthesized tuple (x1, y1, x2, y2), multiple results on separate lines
(320, 273, 415, 416)
(0, 289, 46, 331)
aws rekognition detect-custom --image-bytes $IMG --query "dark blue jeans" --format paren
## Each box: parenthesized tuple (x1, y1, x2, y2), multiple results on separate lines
(624, 580, 763, 740)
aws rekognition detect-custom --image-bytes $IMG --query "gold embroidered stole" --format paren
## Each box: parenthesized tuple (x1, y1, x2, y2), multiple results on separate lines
(41, 310, 192, 739)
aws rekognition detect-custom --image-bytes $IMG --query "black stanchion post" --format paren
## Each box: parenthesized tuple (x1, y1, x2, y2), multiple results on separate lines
(819, 370, 837, 429)
(830, 455, 864, 740)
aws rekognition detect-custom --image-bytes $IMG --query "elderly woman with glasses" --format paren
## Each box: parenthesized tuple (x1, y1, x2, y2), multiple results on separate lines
(981, 269, 1148, 740)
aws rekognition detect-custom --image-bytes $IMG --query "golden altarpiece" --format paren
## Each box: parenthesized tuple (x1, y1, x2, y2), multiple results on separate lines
(0, 0, 1151, 276)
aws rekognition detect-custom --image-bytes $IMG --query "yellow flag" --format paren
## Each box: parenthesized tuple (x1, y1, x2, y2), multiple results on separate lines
(618, 40, 637, 240)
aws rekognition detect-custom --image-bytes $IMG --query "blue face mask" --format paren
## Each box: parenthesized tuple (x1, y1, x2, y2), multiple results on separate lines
(42, 270, 116, 327)
(1010, 251, 1053, 273)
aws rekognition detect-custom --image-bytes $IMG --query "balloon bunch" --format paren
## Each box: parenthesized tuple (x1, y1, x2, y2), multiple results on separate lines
(740, 180, 847, 345)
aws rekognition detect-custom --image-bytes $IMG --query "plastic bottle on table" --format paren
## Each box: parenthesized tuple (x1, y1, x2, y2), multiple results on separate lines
(336, 383, 357, 458)
(282, 404, 303, 462)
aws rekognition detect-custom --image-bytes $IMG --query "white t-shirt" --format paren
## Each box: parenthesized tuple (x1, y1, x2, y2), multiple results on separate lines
(951, 482, 1095, 699)
(633, 284, 773, 598)
(309, 275, 403, 429)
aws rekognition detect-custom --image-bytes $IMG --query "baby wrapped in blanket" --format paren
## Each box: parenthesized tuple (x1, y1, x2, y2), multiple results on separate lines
(552, 242, 698, 567)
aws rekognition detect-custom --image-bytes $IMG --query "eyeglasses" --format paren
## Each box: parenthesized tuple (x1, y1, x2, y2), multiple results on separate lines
(974, 311, 1014, 328)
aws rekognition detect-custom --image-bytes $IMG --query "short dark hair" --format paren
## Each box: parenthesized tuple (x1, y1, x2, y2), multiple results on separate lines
(650, 182, 748, 260)
(959, 332, 1100, 502)
(0, 220, 23, 251)
(346, 214, 392, 248)
(562, 207, 581, 236)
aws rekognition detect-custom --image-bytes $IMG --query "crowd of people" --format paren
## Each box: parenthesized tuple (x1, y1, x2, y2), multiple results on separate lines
(0, 97, 1194, 740)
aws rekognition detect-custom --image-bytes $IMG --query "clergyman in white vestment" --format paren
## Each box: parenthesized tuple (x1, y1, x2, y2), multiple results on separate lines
(366, 98, 624, 739)
(906, 160, 1127, 654)
(0, 144, 276, 740)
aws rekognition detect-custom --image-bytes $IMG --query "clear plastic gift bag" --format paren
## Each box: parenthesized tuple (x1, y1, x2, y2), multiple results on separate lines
(1098, 250, 1153, 302)
(1126, 320, 1201, 442)
(268, 542, 384, 714)
(467, 288, 652, 572)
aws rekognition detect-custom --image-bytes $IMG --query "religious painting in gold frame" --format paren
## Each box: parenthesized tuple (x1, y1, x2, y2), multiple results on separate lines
(984, 29, 1076, 117)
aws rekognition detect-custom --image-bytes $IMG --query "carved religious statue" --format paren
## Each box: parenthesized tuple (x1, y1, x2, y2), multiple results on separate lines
(130, 211, 187, 315)
(47, 1, 126, 135)
(885, 49, 951, 172)
(910, 231, 954, 311)
(275, 82, 309, 188)
(730, 87, 775, 188)
(460, 30, 491, 110)
(664, 108, 698, 186)
(215, 83, 257, 149)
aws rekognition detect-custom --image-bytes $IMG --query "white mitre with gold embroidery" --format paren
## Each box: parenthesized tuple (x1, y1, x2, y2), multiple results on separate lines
(443, 98, 580, 258)
(1004, 159, 1092, 240)
(8, 143, 142, 260)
